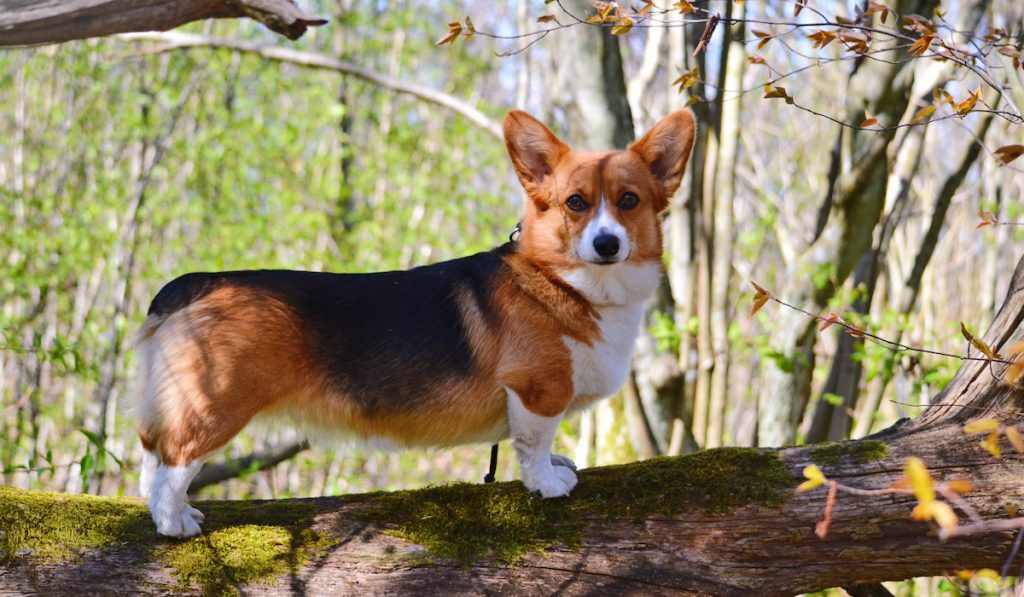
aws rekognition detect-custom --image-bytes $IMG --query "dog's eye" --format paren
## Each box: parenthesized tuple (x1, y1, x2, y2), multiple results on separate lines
(617, 192, 639, 210)
(565, 194, 588, 212)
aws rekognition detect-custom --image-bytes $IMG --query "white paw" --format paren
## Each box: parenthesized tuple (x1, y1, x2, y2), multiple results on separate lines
(154, 508, 203, 538)
(523, 464, 578, 498)
(183, 504, 205, 524)
(550, 454, 577, 471)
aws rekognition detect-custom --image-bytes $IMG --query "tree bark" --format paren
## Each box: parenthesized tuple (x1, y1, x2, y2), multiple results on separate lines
(0, 0, 326, 46)
(4, 252, 1024, 595)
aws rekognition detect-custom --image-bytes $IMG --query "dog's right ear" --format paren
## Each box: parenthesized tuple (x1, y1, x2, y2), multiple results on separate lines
(504, 111, 570, 189)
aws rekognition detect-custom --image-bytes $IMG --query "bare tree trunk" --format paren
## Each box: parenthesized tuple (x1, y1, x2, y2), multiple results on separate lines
(757, 0, 939, 446)
(4, 252, 1024, 593)
(706, 6, 745, 448)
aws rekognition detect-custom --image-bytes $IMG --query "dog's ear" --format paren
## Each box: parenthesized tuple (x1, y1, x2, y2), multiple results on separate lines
(629, 110, 696, 210)
(504, 111, 570, 189)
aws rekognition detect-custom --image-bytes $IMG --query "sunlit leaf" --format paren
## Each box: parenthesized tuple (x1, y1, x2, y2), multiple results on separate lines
(905, 457, 935, 503)
(611, 17, 634, 36)
(930, 500, 958, 529)
(1005, 427, 1024, 453)
(751, 281, 770, 296)
(933, 88, 954, 106)
(980, 432, 1002, 458)
(971, 337, 998, 360)
(797, 464, 826, 492)
(911, 105, 935, 123)
(963, 418, 999, 434)
(955, 86, 982, 116)
(976, 568, 1001, 580)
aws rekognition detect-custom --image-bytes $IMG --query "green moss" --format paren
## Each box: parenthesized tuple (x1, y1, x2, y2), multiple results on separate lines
(809, 439, 888, 467)
(356, 447, 791, 566)
(0, 486, 153, 563)
(155, 500, 337, 596)
(0, 488, 336, 596)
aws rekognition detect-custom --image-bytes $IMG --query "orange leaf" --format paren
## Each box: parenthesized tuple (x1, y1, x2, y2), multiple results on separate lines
(911, 105, 935, 123)
(750, 294, 770, 317)
(865, 1, 890, 24)
(747, 55, 766, 65)
(819, 313, 841, 332)
(611, 17, 634, 36)
(930, 500, 959, 529)
(994, 144, 1024, 165)
(537, 14, 556, 23)
(763, 84, 794, 104)
(945, 479, 974, 494)
(908, 34, 934, 57)
(750, 281, 771, 296)
(674, 0, 695, 14)
(955, 86, 982, 116)
(435, 22, 463, 46)
(933, 88, 954, 106)
(794, 0, 807, 18)
(860, 110, 879, 128)
(807, 30, 838, 49)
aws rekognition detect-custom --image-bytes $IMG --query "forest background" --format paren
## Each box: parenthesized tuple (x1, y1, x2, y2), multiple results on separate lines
(2, 0, 1024, 590)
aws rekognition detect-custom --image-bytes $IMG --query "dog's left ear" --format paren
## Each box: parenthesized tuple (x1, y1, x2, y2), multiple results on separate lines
(629, 110, 696, 211)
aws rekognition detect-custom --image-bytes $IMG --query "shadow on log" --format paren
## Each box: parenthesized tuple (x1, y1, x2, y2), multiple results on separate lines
(1, 255, 1022, 595)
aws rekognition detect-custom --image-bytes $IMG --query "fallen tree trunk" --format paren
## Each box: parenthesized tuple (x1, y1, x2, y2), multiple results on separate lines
(0, 0, 326, 46)
(2, 257, 1022, 595)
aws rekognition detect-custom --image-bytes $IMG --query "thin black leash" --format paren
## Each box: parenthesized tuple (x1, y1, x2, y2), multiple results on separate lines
(486, 223, 519, 484)
(484, 443, 499, 483)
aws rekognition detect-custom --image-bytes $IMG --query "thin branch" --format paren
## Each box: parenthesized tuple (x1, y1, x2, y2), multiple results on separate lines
(117, 31, 505, 141)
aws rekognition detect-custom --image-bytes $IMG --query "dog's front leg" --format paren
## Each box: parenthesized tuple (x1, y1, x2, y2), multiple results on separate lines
(506, 388, 577, 498)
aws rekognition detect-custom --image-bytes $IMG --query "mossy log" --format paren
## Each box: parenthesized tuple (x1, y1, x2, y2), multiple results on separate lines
(1, 263, 1022, 595)
(0, 0, 326, 47)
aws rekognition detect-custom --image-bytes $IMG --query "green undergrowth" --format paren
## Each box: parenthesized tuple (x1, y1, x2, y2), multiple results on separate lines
(355, 447, 792, 566)
(809, 439, 889, 467)
(0, 487, 336, 596)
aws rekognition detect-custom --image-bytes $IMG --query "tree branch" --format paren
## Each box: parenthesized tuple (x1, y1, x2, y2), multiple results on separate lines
(0, 0, 326, 46)
(187, 439, 310, 494)
(117, 31, 505, 142)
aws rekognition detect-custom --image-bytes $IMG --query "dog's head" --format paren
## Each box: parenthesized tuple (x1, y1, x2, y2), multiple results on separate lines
(504, 110, 695, 268)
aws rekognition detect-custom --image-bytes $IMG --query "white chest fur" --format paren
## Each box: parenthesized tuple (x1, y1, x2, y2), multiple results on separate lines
(558, 262, 661, 404)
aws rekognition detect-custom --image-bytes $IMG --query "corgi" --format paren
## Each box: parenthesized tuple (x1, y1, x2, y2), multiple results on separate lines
(135, 110, 695, 537)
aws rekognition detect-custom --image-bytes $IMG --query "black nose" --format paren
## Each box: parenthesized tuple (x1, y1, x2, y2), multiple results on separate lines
(593, 234, 620, 258)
